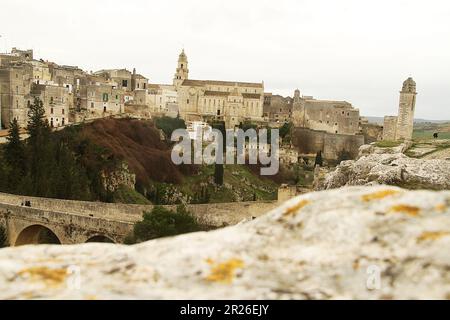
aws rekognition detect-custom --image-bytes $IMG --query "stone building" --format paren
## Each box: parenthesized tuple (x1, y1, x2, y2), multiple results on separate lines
(382, 77, 417, 141)
(292, 89, 361, 135)
(263, 93, 293, 124)
(174, 50, 264, 128)
(0, 63, 33, 127)
(31, 83, 71, 127)
(78, 82, 125, 118)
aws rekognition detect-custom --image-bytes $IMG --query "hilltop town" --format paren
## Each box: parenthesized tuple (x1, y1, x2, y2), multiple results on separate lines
(0, 47, 419, 163)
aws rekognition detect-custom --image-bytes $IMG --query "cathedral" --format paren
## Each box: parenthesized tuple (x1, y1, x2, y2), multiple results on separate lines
(173, 50, 265, 129)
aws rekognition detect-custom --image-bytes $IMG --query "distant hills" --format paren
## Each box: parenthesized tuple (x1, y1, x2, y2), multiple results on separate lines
(365, 116, 450, 125)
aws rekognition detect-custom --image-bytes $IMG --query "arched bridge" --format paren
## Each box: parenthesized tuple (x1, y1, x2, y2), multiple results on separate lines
(0, 193, 277, 247)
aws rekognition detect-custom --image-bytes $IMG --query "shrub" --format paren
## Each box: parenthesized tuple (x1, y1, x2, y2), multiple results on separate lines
(155, 116, 186, 139)
(131, 205, 204, 243)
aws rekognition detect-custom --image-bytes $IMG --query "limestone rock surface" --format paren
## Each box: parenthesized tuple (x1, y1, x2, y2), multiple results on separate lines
(321, 150, 450, 190)
(0, 186, 449, 300)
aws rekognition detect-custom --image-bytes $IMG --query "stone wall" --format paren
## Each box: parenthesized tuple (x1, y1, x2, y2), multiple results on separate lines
(292, 127, 365, 160)
(360, 123, 383, 143)
(0, 192, 279, 246)
(383, 116, 398, 141)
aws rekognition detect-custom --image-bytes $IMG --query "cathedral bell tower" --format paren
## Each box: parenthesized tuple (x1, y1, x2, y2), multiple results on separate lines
(395, 77, 417, 140)
(174, 49, 189, 89)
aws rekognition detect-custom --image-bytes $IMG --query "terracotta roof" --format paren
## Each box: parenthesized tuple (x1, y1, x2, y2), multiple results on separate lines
(204, 91, 230, 97)
(242, 93, 261, 99)
(182, 79, 263, 88)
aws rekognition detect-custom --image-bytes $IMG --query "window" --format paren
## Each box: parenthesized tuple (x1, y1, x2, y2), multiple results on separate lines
(122, 80, 128, 87)
(102, 93, 109, 102)
(116, 95, 118, 100)
(27, 100, 31, 107)
(103, 106, 107, 113)
(16, 86, 19, 94)
(51, 108, 54, 114)
(50, 97, 54, 104)
(62, 109, 65, 115)
(187, 99, 189, 104)
(50, 118, 54, 127)
(144, 83, 146, 89)
(91, 102, 94, 108)
(62, 118, 65, 126)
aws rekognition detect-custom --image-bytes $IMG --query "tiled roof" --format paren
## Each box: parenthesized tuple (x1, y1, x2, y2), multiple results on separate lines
(182, 79, 263, 88)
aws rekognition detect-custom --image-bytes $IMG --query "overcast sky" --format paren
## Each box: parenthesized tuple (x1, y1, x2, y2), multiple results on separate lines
(1, 0, 449, 119)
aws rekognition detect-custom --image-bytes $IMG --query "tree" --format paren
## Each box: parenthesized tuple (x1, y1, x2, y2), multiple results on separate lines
(26, 97, 54, 197)
(4, 118, 26, 192)
(214, 163, 224, 186)
(315, 151, 323, 167)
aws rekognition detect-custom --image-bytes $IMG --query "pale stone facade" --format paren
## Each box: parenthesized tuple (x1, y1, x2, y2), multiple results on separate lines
(174, 50, 264, 129)
(31, 84, 71, 127)
(383, 78, 417, 141)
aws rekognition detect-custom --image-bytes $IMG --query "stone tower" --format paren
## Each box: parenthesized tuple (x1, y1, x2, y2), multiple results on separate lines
(294, 89, 301, 103)
(173, 49, 189, 89)
(395, 77, 417, 140)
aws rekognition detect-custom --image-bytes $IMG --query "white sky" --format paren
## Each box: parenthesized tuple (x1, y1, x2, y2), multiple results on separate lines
(1, 0, 449, 119)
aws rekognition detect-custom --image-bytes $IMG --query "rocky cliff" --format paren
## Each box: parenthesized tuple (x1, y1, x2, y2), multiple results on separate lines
(0, 186, 449, 299)
(319, 143, 450, 190)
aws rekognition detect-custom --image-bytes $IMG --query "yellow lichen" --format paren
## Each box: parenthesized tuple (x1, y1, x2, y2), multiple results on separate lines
(205, 258, 245, 284)
(361, 190, 400, 202)
(389, 205, 421, 217)
(435, 204, 447, 213)
(18, 266, 68, 287)
(417, 231, 450, 243)
(283, 200, 310, 218)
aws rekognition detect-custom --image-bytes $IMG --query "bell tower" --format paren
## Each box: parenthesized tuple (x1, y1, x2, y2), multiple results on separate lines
(174, 49, 189, 89)
(395, 77, 417, 140)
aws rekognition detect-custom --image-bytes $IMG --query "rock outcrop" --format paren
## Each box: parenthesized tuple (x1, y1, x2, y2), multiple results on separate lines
(0, 186, 449, 300)
(320, 143, 450, 190)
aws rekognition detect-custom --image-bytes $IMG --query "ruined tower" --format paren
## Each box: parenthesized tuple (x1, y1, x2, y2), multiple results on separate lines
(395, 77, 417, 140)
(173, 49, 189, 89)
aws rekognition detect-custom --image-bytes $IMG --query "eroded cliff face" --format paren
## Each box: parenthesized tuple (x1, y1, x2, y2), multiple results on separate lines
(319, 143, 450, 190)
(101, 162, 137, 193)
(0, 186, 449, 300)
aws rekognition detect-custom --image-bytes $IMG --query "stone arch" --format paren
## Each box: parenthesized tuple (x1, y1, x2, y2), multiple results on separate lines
(15, 225, 61, 246)
(85, 235, 115, 243)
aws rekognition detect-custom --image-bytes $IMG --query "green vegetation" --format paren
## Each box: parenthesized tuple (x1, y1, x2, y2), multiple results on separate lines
(374, 140, 402, 148)
(154, 116, 186, 139)
(314, 151, 323, 167)
(0, 98, 91, 200)
(181, 165, 278, 203)
(112, 186, 151, 205)
(125, 205, 208, 243)
(0, 225, 7, 248)
(413, 122, 450, 140)
(279, 122, 293, 144)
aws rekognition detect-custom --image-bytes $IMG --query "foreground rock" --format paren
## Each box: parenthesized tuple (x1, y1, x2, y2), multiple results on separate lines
(320, 144, 450, 190)
(0, 186, 449, 300)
